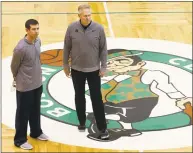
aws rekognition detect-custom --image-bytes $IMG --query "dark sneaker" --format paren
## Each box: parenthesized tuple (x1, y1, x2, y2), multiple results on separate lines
(99, 130, 109, 140)
(78, 125, 86, 132)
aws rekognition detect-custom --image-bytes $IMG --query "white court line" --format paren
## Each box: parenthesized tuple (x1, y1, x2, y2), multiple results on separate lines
(103, 2, 115, 38)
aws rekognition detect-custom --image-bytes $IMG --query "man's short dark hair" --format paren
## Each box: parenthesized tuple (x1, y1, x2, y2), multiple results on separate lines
(25, 19, 39, 30)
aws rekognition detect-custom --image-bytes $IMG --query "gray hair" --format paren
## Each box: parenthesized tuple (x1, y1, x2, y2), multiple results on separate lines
(78, 4, 91, 14)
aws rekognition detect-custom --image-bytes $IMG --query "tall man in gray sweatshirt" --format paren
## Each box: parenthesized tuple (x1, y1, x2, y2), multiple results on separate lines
(10, 19, 48, 150)
(63, 4, 109, 140)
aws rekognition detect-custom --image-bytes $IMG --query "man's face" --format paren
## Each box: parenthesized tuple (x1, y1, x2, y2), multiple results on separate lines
(107, 57, 145, 74)
(26, 24, 39, 39)
(78, 8, 92, 25)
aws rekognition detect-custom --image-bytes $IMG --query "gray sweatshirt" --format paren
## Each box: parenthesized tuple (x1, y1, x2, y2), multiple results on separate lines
(10, 37, 42, 92)
(63, 21, 107, 73)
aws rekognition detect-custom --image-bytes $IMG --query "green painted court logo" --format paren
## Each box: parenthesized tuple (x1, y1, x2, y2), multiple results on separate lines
(40, 49, 192, 141)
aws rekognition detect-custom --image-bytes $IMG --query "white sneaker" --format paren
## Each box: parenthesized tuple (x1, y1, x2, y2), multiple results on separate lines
(37, 133, 49, 141)
(20, 142, 33, 150)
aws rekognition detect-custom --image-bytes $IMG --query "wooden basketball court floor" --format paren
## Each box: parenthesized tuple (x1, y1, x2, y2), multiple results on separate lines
(1, 1, 192, 152)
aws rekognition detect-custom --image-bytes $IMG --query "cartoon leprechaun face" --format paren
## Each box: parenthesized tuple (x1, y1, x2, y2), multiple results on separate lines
(107, 55, 146, 74)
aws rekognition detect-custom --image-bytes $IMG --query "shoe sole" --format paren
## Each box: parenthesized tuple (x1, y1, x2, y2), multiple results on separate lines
(37, 138, 49, 141)
(88, 135, 111, 142)
(20, 146, 33, 150)
(101, 135, 110, 140)
(78, 129, 86, 132)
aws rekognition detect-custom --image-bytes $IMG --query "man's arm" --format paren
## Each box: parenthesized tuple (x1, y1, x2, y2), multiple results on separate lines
(10, 48, 24, 79)
(63, 26, 72, 77)
(99, 26, 107, 74)
(63, 26, 72, 70)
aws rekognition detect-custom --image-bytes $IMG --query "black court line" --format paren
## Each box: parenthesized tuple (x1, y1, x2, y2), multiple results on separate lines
(2, 11, 192, 15)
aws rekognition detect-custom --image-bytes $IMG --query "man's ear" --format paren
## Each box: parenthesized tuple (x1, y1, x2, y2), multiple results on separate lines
(25, 28, 29, 33)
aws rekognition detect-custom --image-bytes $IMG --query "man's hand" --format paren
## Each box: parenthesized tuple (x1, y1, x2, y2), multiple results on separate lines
(63, 67, 71, 78)
(99, 70, 105, 77)
(12, 80, 16, 87)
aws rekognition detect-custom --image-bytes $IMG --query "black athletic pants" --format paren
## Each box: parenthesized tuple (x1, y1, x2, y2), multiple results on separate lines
(14, 85, 43, 146)
(71, 69, 107, 132)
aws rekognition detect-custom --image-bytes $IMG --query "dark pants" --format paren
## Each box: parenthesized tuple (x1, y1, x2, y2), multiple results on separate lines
(14, 85, 43, 147)
(71, 69, 107, 132)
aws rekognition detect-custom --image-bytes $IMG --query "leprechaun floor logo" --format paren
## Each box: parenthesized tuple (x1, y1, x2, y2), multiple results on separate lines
(2, 38, 192, 150)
